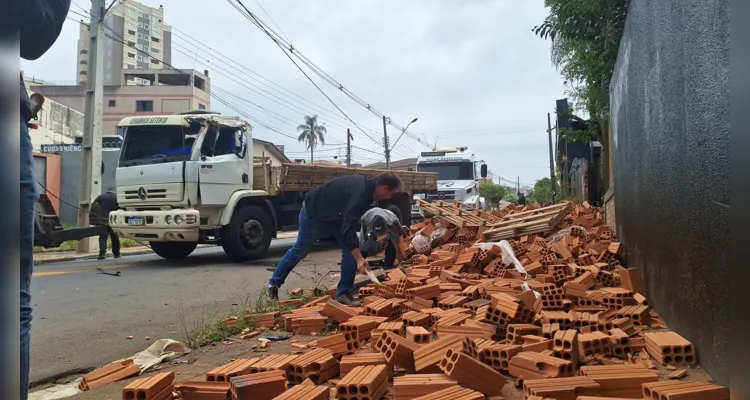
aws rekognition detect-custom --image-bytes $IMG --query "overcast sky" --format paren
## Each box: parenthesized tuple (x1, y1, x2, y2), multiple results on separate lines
(21, 0, 565, 187)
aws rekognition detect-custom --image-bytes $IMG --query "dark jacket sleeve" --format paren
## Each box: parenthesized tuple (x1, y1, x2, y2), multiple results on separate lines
(341, 180, 368, 252)
(21, 0, 72, 60)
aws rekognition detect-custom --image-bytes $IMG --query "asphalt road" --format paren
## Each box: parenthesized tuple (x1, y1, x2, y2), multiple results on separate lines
(29, 238, 342, 385)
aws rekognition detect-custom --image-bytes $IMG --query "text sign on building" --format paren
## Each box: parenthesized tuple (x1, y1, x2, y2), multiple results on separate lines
(41, 144, 83, 153)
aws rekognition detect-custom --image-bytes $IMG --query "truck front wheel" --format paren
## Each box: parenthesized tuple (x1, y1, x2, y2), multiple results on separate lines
(150, 242, 197, 259)
(221, 204, 273, 262)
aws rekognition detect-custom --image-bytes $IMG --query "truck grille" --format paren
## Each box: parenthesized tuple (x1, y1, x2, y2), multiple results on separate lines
(123, 188, 167, 200)
(427, 191, 456, 201)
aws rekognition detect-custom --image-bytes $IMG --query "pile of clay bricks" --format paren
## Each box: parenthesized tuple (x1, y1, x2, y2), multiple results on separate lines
(111, 201, 728, 400)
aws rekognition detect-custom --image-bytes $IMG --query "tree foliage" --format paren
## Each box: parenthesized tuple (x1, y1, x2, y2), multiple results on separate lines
(478, 182, 507, 208)
(297, 114, 327, 162)
(527, 177, 554, 204)
(533, 0, 629, 142)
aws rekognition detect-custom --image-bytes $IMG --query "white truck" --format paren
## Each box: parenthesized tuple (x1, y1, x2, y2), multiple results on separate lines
(109, 111, 437, 261)
(411, 147, 488, 219)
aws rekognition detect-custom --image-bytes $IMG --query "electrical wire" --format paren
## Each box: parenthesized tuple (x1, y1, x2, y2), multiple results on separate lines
(228, 0, 431, 149)
(109, 15, 383, 150)
(228, 0, 386, 147)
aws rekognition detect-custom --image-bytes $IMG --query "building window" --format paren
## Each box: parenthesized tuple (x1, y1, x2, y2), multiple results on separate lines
(151, 59, 160, 65)
(127, 29, 136, 35)
(198, 104, 206, 110)
(126, 64, 135, 69)
(127, 52, 135, 58)
(153, 26, 160, 34)
(131, 9, 136, 17)
(127, 40, 136, 47)
(150, 47, 160, 54)
(136, 101, 153, 112)
(108, 100, 116, 107)
(153, 15, 160, 24)
(79, 49, 88, 55)
(79, 60, 88, 65)
(151, 36, 160, 43)
(79, 70, 87, 75)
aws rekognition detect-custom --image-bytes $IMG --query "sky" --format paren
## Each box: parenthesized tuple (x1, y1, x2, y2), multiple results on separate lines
(21, 0, 566, 187)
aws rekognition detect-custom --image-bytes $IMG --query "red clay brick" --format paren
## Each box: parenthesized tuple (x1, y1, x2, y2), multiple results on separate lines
(122, 372, 174, 400)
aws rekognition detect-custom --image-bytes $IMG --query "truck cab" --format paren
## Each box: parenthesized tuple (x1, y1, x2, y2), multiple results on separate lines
(412, 147, 488, 218)
(109, 112, 275, 261)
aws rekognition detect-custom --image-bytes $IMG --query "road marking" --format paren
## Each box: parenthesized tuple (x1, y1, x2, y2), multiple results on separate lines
(33, 263, 139, 277)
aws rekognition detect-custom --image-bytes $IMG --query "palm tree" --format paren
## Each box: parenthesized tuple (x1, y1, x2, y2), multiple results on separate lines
(297, 115, 326, 162)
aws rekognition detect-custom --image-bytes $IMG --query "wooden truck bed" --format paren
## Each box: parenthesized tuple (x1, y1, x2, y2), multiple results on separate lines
(253, 160, 438, 195)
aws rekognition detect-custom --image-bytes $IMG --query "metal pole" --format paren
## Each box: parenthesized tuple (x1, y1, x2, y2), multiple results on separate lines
(383, 115, 391, 169)
(346, 128, 352, 167)
(77, 0, 106, 252)
(547, 112, 556, 203)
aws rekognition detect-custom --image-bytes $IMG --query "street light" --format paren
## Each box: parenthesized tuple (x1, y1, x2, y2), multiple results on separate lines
(389, 117, 419, 152)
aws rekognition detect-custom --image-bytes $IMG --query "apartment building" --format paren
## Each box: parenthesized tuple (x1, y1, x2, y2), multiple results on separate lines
(76, 0, 172, 86)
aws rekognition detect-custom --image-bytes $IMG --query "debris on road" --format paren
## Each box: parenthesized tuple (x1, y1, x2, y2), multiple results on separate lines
(141, 200, 722, 399)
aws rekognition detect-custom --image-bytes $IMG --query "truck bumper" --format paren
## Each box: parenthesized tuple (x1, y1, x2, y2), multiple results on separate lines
(109, 209, 201, 242)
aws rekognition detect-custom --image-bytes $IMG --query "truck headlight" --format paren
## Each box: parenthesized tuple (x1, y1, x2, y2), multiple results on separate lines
(174, 215, 184, 225)
(165, 215, 173, 225)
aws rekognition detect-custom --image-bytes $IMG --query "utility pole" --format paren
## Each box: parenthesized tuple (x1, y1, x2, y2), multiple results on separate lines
(547, 112, 556, 203)
(517, 176, 520, 195)
(382, 115, 391, 169)
(77, 0, 106, 252)
(346, 128, 352, 167)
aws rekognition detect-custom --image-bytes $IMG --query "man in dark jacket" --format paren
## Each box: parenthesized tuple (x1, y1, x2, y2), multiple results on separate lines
(20, 2, 72, 398)
(267, 173, 402, 304)
(518, 192, 526, 206)
(91, 188, 121, 259)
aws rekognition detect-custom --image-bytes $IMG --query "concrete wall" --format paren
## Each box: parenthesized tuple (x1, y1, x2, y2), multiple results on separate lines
(58, 151, 121, 227)
(27, 89, 84, 149)
(609, 0, 729, 384)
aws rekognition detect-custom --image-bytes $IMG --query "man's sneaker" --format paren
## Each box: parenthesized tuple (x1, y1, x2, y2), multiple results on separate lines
(114, 254, 122, 259)
(97, 254, 106, 260)
(335, 292, 361, 307)
(267, 284, 279, 301)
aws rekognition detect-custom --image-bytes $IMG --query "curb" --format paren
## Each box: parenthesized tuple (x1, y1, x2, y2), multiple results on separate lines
(33, 248, 156, 265)
(32, 234, 299, 265)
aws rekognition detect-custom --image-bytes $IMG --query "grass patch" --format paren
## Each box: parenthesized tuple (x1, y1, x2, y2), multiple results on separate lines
(178, 287, 317, 349)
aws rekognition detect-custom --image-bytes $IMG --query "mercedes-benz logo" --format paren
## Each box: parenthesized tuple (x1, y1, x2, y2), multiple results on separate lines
(137, 187, 147, 200)
(438, 192, 445, 199)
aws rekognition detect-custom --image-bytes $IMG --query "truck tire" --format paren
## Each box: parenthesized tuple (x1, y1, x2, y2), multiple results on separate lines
(150, 242, 197, 259)
(221, 204, 273, 262)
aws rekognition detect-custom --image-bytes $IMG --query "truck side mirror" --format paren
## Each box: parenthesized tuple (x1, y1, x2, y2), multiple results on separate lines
(235, 130, 247, 159)
(480, 164, 488, 178)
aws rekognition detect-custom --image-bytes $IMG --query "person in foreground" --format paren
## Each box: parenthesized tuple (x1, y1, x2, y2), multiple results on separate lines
(267, 173, 403, 305)
(90, 188, 121, 259)
(20, 1, 73, 398)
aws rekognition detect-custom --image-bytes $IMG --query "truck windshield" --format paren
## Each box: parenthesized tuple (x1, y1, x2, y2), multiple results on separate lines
(417, 162, 474, 180)
(118, 124, 201, 167)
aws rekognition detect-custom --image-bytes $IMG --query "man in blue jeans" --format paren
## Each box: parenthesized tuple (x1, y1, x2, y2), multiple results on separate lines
(267, 173, 402, 305)
(21, 1, 72, 398)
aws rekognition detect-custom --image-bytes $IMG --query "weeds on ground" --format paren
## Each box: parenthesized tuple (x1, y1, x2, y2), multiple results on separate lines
(178, 287, 322, 349)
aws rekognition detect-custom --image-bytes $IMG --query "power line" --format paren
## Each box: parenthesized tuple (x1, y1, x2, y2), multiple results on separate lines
(114, 16, 385, 147)
(228, 0, 431, 149)
(227, 0, 403, 148)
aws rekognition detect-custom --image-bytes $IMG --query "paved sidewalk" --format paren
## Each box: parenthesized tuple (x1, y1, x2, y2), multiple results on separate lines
(33, 231, 299, 265)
